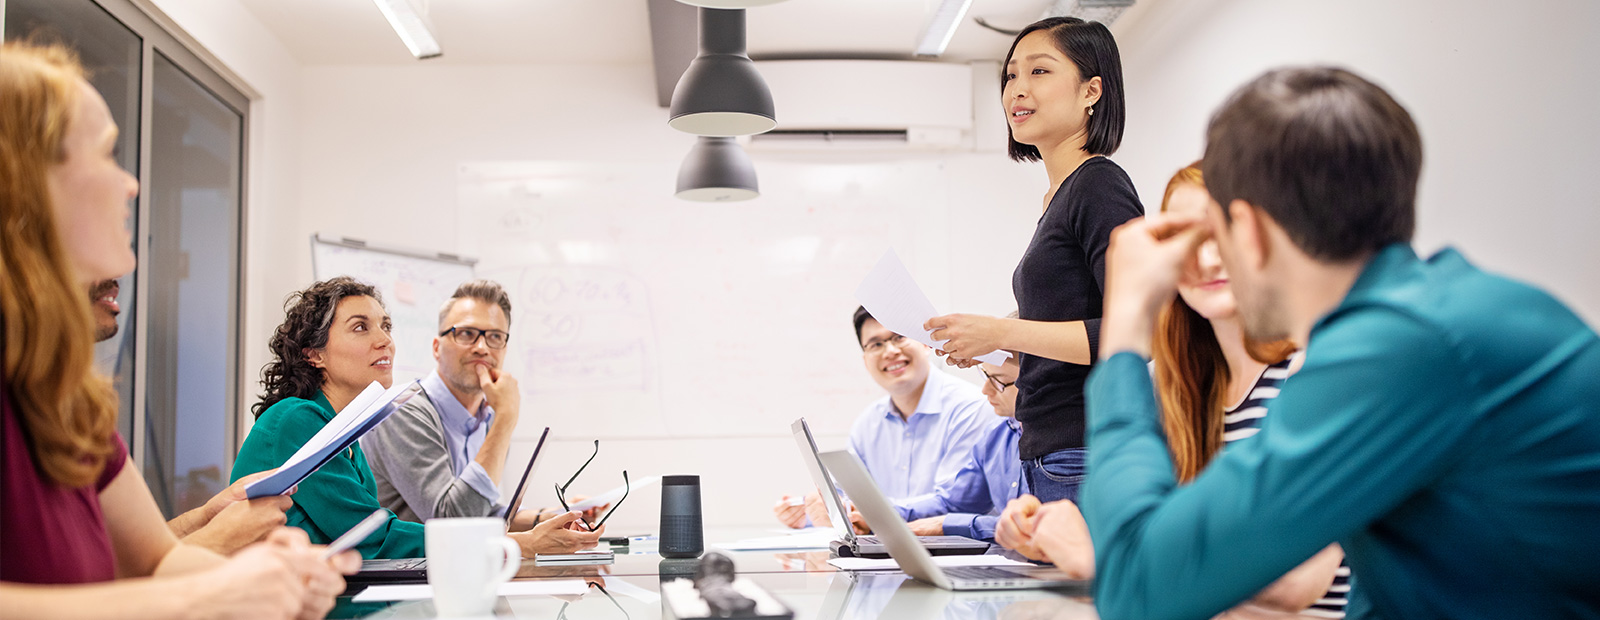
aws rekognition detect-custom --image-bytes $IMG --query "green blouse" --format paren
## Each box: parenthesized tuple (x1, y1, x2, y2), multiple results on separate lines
(231, 391, 425, 559)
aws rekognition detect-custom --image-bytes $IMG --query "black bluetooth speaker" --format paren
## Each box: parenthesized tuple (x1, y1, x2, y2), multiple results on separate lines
(659, 475, 704, 559)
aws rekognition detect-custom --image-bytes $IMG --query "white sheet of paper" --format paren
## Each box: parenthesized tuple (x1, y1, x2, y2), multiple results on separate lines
(280, 381, 386, 466)
(855, 249, 1011, 366)
(351, 579, 590, 603)
(713, 529, 837, 551)
(565, 475, 661, 511)
(246, 380, 419, 498)
(827, 554, 1032, 572)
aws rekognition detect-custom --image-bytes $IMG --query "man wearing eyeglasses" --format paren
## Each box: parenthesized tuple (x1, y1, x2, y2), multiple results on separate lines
(775, 306, 999, 530)
(362, 281, 535, 521)
(894, 347, 1026, 542)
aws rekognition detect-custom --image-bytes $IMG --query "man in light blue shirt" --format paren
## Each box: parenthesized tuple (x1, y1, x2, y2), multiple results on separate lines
(776, 307, 998, 530)
(363, 280, 524, 522)
(894, 354, 1024, 541)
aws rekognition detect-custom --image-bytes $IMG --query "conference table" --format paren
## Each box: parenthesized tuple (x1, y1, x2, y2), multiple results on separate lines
(332, 527, 1329, 619)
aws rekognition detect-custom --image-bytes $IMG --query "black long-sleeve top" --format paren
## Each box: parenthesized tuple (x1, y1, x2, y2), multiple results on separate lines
(1011, 156, 1144, 459)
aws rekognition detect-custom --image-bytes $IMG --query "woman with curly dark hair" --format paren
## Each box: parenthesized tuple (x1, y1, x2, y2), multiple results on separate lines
(249, 277, 393, 419)
(233, 277, 599, 559)
(230, 277, 426, 558)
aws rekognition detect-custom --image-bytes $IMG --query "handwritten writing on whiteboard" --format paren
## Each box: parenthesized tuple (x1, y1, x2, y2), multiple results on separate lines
(526, 341, 648, 393)
(500, 266, 657, 396)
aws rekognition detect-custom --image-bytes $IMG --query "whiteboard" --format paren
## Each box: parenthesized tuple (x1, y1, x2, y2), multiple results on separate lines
(454, 157, 1042, 440)
(310, 235, 476, 383)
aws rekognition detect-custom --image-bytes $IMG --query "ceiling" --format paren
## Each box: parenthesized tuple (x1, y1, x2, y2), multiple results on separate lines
(236, 0, 1066, 66)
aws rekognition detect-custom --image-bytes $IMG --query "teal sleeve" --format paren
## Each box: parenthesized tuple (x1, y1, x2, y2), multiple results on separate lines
(232, 400, 426, 559)
(1082, 310, 1476, 620)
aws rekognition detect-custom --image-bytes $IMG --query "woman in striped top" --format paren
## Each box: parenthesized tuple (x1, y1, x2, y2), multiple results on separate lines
(1152, 162, 1348, 618)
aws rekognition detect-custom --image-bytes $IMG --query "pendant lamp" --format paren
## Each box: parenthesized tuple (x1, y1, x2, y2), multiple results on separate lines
(675, 137, 759, 202)
(668, 8, 776, 136)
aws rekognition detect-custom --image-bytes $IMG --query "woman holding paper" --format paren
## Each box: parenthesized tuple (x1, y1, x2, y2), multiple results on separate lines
(924, 17, 1143, 508)
(0, 40, 352, 618)
(233, 277, 602, 558)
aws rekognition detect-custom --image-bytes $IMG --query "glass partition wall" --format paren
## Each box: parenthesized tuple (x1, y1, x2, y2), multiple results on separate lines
(5, 0, 248, 517)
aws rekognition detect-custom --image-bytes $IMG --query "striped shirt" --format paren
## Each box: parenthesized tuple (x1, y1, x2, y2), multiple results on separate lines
(1225, 357, 1348, 618)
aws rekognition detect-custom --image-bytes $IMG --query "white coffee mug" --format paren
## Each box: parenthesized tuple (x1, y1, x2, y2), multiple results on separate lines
(425, 518, 521, 617)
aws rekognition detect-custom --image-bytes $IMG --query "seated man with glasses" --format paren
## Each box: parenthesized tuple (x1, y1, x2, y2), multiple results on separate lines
(364, 280, 599, 537)
(773, 306, 1000, 531)
(894, 324, 1025, 542)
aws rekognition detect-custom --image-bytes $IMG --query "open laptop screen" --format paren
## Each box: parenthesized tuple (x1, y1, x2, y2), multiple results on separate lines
(501, 427, 550, 530)
(791, 418, 856, 541)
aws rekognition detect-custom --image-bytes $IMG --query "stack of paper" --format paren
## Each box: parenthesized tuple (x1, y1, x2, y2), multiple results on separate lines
(246, 381, 421, 498)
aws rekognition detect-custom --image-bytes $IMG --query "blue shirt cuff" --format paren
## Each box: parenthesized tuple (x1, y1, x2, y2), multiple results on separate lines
(895, 493, 946, 521)
(459, 461, 504, 515)
(941, 513, 985, 540)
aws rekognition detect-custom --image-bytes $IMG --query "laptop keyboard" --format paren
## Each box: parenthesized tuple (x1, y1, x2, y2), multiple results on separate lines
(944, 566, 1025, 580)
(380, 558, 427, 570)
(857, 535, 976, 545)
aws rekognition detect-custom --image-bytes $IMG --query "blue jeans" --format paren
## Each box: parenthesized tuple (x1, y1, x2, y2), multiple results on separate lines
(1023, 448, 1087, 505)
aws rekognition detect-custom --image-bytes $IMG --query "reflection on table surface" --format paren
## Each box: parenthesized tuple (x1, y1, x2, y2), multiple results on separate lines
(337, 568, 1097, 619)
(334, 528, 1335, 620)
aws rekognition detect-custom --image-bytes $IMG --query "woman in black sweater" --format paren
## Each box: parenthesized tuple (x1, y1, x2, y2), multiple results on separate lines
(927, 17, 1142, 506)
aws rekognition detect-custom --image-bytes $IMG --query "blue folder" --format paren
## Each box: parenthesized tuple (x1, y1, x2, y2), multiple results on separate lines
(246, 381, 422, 498)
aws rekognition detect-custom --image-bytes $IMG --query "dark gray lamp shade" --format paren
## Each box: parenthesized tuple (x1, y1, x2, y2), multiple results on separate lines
(676, 137, 759, 202)
(668, 8, 776, 137)
(674, 0, 788, 7)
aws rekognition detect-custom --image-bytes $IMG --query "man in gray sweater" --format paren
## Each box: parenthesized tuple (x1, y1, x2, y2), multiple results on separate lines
(363, 280, 525, 522)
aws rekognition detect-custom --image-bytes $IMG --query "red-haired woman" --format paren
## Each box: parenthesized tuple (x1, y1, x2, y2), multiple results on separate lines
(1002, 163, 1349, 616)
(1151, 163, 1346, 616)
(1, 40, 353, 618)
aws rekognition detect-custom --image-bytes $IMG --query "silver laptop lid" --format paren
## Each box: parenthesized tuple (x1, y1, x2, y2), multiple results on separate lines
(501, 427, 550, 531)
(790, 418, 856, 543)
(819, 450, 954, 590)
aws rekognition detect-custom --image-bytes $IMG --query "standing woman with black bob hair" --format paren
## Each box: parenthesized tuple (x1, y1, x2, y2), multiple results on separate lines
(927, 17, 1142, 508)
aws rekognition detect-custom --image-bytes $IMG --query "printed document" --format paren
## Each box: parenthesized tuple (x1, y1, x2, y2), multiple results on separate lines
(855, 249, 1010, 365)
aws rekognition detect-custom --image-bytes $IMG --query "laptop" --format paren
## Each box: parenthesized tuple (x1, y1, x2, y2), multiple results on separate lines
(350, 426, 551, 582)
(819, 449, 1087, 591)
(791, 418, 990, 558)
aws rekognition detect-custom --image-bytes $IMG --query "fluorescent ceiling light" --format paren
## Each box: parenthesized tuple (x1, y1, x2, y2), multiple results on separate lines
(373, 0, 442, 59)
(915, 0, 974, 57)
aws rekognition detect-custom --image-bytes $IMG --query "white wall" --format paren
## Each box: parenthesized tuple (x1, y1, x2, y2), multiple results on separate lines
(293, 64, 1046, 530)
(1111, 0, 1600, 323)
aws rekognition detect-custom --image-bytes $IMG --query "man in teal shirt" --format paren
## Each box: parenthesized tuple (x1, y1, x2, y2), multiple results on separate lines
(1006, 67, 1600, 619)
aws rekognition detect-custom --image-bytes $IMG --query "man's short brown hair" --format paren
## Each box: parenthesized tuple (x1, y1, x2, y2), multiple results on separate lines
(438, 279, 513, 329)
(1204, 66, 1422, 262)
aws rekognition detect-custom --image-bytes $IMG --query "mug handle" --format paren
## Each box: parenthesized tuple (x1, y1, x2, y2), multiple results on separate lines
(481, 536, 521, 601)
